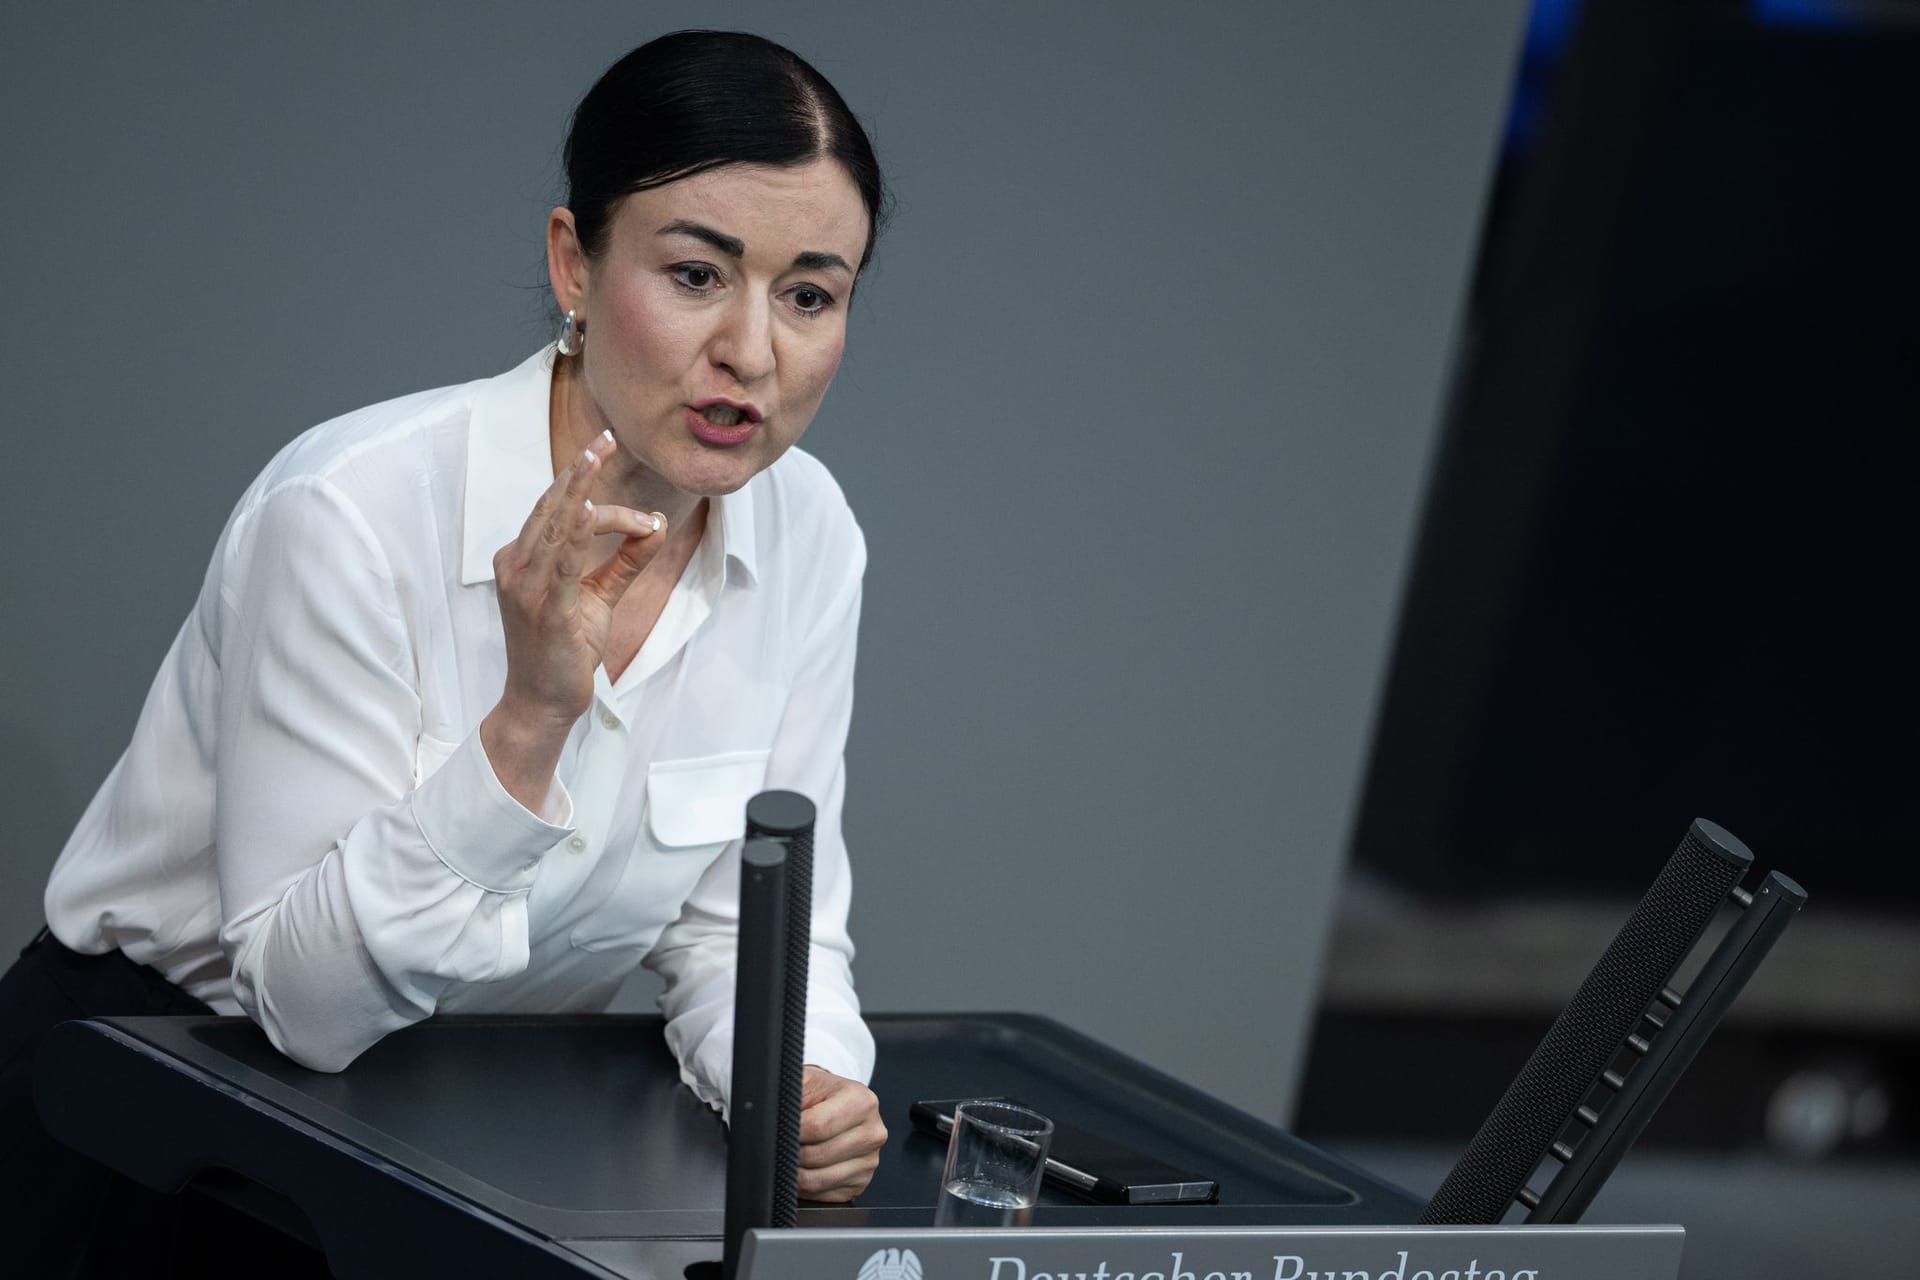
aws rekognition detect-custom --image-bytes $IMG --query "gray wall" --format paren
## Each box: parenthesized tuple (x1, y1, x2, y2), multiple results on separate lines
(0, 2, 1525, 1122)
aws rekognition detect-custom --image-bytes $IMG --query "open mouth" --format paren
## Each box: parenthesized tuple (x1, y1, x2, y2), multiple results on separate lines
(686, 402, 761, 446)
(694, 399, 761, 426)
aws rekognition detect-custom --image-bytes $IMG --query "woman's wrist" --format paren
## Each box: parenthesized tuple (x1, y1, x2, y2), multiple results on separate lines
(479, 698, 576, 814)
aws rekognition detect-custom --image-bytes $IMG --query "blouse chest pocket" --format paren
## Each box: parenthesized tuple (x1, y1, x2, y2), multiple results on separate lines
(569, 748, 771, 953)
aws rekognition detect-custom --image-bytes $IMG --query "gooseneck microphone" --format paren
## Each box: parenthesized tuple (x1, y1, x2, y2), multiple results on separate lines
(721, 837, 790, 1278)
(721, 791, 816, 1280)
(745, 791, 817, 1228)
(1525, 867, 1807, 1222)
(1419, 819, 1751, 1224)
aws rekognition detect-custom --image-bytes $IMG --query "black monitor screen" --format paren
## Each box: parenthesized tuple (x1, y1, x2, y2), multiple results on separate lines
(1351, 2, 1920, 906)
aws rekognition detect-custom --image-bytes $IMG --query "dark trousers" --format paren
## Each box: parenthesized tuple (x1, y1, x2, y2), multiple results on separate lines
(0, 928, 331, 1277)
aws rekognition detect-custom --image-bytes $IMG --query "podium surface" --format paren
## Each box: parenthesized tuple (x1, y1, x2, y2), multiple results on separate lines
(38, 1013, 1425, 1278)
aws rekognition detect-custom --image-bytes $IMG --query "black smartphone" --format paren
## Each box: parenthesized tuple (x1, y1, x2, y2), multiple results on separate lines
(908, 1097, 1219, 1205)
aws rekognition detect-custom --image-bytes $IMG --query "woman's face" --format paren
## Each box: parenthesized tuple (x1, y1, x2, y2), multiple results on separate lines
(549, 158, 871, 499)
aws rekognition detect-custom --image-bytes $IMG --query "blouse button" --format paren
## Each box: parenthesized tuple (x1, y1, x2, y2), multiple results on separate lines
(568, 835, 588, 853)
(600, 711, 620, 730)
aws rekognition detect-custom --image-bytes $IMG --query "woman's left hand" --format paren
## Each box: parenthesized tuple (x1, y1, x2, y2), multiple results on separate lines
(797, 1065, 887, 1201)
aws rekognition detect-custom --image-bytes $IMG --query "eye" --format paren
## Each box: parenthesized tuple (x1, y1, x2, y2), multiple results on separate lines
(788, 285, 835, 316)
(671, 263, 722, 291)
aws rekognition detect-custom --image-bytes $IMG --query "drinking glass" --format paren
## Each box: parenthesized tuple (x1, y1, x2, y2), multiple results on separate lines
(933, 1101, 1053, 1227)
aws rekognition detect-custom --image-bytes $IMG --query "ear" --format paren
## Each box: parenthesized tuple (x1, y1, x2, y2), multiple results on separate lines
(547, 206, 589, 315)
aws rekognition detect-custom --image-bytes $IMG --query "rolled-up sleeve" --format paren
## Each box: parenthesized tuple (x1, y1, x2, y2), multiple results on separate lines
(212, 476, 571, 1071)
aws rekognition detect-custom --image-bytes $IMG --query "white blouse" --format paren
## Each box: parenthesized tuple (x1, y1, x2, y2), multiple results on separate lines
(44, 348, 873, 1112)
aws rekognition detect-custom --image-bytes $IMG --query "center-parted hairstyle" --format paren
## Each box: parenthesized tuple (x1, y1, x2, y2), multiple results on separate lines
(564, 30, 889, 272)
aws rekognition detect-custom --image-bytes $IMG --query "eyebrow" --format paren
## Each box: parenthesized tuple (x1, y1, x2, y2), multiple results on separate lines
(791, 249, 854, 275)
(657, 220, 853, 277)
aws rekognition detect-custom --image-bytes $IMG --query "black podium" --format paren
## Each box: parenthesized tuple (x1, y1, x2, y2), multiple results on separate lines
(36, 1013, 1423, 1279)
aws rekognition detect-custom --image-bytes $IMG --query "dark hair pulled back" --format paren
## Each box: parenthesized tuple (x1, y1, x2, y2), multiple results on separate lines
(564, 30, 888, 271)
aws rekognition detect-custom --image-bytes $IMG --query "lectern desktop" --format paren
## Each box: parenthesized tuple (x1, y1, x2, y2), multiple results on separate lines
(34, 1012, 1683, 1280)
(36, 815, 1793, 1277)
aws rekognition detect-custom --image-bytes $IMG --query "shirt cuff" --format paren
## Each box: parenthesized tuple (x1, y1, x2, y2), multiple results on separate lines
(803, 1024, 874, 1087)
(410, 729, 573, 892)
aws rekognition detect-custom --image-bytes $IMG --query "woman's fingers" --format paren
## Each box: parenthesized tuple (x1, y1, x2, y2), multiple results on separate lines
(794, 1066, 886, 1200)
(588, 502, 663, 542)
(797, 1151, 882, 1201)
(487, 430, 621, 725)
(799, 1120, 887, 1171)
(580, 506, 667, 606)
(518, 441, 602, 585)
(798, 1068, 882, 1141)
(548, 493, 596, 613)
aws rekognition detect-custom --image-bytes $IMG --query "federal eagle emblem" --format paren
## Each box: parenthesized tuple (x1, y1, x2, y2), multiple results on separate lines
(856, 1246, 925, 1280)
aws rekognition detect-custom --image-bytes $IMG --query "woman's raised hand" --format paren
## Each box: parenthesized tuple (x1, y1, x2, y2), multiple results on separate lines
(481, 430, 664, 810)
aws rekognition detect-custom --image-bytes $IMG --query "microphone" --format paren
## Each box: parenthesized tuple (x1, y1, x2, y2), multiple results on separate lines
(1420, 819, 1750, 1224)
(721, 791, 816, 1280)
(744, 791, 816, 1229)
(722, 837, 790, 1278)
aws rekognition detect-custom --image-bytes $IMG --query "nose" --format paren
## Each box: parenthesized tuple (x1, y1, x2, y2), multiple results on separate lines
(709, 292, 775, 386)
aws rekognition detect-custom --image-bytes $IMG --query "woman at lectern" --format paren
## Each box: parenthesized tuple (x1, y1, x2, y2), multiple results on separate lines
(2, 30, 889, 1270)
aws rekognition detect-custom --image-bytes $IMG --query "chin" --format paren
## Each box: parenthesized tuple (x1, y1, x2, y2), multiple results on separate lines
(700, 429, 803, 484)
(668, 449, 778, 499)
(682, 474, 756, 499)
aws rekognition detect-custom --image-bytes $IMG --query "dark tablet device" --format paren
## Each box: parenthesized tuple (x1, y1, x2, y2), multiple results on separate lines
(909, 1097, 1219, 1205)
